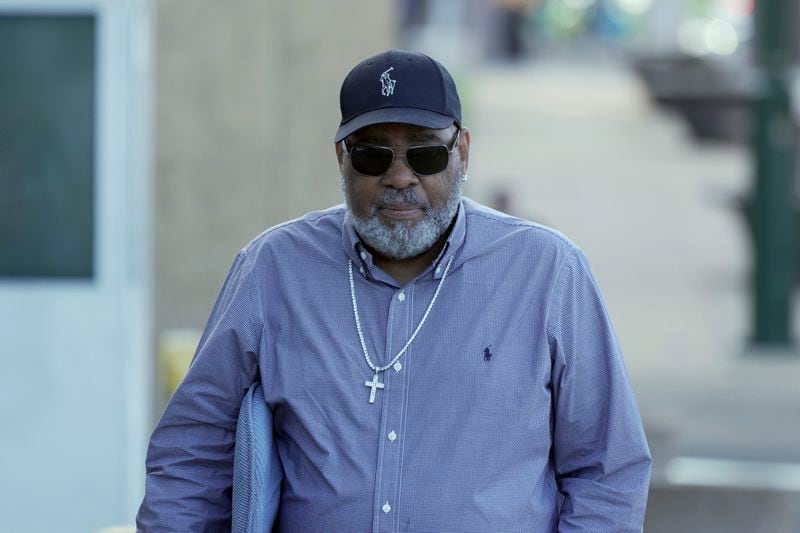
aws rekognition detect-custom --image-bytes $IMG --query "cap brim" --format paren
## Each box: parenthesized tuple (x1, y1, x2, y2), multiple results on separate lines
(334, 108, 455, 142)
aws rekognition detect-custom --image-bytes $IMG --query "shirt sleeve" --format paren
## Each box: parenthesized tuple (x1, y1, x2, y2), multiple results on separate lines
(136, 249, 262, 533)
(547, 247, 651, 533)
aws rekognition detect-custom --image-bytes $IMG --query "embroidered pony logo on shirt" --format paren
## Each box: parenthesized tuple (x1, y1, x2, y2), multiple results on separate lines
(380, 67, 396, 96)
(484, 346, 493, 362)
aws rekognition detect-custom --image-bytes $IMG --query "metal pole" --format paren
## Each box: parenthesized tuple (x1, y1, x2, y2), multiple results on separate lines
(752, 0, 796, 347)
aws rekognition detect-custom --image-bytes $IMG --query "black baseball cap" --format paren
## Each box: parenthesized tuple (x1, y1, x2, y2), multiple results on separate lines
(334, 49, 462, 143)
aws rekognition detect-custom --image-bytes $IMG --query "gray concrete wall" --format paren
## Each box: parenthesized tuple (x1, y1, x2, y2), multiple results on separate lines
(154, 1, 396, 339)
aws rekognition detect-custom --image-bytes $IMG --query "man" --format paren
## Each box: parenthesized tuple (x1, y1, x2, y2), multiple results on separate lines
(137, 49, 651, 532)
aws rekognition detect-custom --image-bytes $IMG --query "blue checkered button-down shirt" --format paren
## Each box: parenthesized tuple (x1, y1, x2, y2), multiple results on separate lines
(137, 198, 651, 532)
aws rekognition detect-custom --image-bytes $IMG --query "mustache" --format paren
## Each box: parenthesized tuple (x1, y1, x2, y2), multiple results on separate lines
(378, 188, 427, 209)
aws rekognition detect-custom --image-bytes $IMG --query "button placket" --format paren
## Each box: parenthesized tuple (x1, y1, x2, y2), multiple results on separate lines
(373, 283, 413, 532)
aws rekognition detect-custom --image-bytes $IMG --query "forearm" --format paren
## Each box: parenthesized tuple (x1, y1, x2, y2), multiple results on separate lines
(556, 451, 651, 532)
(137, 400, 239, 532)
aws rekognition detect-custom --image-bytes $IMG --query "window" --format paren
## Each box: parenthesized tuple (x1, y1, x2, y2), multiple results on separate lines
(0, 15, 96, 278)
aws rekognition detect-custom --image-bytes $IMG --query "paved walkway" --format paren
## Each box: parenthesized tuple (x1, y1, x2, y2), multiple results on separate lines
(465, 58, 800, 480)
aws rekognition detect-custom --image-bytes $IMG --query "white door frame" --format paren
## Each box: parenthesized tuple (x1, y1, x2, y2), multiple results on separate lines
(0, 0, 153, 524)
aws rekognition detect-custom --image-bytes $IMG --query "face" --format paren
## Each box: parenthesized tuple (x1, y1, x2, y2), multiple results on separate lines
(337, 123, 471, 260)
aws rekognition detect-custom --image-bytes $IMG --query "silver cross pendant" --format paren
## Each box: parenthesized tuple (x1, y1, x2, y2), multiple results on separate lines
(364, 373, 385, 404)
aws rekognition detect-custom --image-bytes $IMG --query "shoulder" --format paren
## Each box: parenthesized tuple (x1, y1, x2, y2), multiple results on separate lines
(238, 204, 346, 263)
(461, 197, 581, 265)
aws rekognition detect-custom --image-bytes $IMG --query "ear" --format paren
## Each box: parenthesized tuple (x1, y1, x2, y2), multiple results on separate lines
(458, 127, 471, 175)
(335, 141, 344, 172)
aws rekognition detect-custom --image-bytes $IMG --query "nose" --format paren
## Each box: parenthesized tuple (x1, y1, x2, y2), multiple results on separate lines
(380, 156, 420, 189)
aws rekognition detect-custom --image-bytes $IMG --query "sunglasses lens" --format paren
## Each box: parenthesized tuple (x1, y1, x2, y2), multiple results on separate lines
(350, 145, 393, 176)
(407, 146, 449, 175)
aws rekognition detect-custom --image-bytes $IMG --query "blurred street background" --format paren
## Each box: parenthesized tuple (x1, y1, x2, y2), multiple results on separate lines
(1, 0, 799, 531)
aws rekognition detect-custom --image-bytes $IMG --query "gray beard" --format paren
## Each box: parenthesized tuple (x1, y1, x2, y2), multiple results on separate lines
(343, 179, 462, 260)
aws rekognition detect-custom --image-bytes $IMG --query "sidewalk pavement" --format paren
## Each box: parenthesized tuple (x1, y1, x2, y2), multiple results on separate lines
(466, 58, 800, 530)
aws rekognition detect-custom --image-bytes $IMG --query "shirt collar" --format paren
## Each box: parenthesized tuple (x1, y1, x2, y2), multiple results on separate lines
(341, 200, 467, 282)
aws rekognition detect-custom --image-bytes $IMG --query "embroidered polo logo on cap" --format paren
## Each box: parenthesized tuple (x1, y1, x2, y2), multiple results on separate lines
(379, 67, 396, 97)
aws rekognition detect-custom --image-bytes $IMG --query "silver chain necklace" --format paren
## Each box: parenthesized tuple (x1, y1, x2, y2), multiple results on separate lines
(348, 255, 454, 404)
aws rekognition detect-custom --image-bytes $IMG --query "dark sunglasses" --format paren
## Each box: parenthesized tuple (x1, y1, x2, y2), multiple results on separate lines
(343, 129, 462, 176)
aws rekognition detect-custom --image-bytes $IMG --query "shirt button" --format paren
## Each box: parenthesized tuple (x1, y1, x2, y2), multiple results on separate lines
(388, 430, 397, 442)
(382, 502, 391, 514)
(397, 291, 406, 302)
(359, 266, 365, 275)
(393, 362, 402, 372)
(435, 266, 442, 275)
(360, 251, 367, 260)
